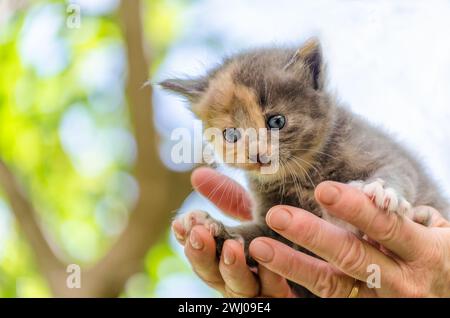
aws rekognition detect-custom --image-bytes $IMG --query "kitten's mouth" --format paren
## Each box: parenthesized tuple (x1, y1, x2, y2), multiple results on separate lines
(235, 161, 271, 173)
(241, 156, 274, 174)
(227, 154, 278, 174)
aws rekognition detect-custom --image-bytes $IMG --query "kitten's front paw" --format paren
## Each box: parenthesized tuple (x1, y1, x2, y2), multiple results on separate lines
(174, 210, 245, 261)
(348, 179, 413, 218)
(174, 210, 224, 238)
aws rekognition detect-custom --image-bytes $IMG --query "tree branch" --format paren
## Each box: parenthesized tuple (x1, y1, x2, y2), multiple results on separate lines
(0, 160, 66, 295)
(79, 0, 191, 297)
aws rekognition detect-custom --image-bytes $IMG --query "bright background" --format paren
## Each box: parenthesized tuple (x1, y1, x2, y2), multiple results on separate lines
(0, 0, 449, 297)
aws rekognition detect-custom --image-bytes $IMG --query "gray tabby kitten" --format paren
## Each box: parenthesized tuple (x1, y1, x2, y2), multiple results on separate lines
(161, 39, 449, 297)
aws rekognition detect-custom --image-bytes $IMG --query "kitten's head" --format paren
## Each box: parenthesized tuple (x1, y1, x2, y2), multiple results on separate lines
(161, 38, 335, 179)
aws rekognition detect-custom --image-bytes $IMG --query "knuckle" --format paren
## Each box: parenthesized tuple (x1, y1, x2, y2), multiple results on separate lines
(334, 233, 367, 274)
(193, 269, 222, 287)
(314, 269, 341, 298)
(297, 218, 321, 249)
(376, 216, 401, 243)
(283, 250, 300, 279)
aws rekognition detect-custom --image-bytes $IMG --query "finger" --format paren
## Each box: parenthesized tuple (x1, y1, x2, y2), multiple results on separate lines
(172, 219, 187, 244)
(184, 226, 225, 293)
(265, 206, 400, 284)
(249, 238, 356, 297)
(258, 265, 295, 298)
(191, 167, 253, 221)
(218, 240, 260, 297)
(315, 181, 429, 261)
(413, 205, 449, 227)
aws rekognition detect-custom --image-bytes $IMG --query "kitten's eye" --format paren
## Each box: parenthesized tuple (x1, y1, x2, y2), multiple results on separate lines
(267, 115, 286, 129)
(223, 128, 241, 143)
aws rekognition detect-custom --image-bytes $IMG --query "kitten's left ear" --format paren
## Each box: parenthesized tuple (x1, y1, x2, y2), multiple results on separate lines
(285, 38, 325, 90)
(159, 77, 207, 102)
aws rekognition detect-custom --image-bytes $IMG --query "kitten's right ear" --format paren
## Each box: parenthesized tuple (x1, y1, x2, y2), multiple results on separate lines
(284, 38, 325, 90)
(159, 77, 207, 102)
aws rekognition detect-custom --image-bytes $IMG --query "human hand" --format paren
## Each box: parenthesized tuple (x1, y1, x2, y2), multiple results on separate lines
(249, 181, 450, 297)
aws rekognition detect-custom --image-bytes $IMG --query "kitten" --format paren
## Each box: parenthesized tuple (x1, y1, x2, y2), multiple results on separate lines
(161, 38, 450, 297)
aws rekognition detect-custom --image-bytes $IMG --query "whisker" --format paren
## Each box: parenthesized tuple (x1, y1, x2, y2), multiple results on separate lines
(284, 161, 303, 203)
(293, 156, 323, 180)
(295, 149, 338, 160)
(216, 177, 231, 211)
(206, 178, 228, 203)
(279, 160, 287, 205)
(290, 158, 316, 188)
(285, 147, 339, 161)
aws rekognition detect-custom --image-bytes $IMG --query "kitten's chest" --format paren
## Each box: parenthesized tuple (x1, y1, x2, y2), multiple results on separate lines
(250, 179, 323, 219)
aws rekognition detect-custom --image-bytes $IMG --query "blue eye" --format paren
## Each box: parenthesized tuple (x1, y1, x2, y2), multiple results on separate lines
(223, 128, 241, 143)
(267, 115, 286, 129)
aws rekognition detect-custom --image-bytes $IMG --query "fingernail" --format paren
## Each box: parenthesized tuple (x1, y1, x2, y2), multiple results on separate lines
(171, 222, 183, 240)
(189, 230, 203, 250)
(250, 240, 274, 263)
(174, 231, 184, 241)
(267, 208, 291, 230)
(319, 184, 340, 205)
(223, 247, 236, 265)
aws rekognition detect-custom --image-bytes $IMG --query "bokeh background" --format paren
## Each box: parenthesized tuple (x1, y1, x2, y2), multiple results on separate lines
(0, 0, 449, 297)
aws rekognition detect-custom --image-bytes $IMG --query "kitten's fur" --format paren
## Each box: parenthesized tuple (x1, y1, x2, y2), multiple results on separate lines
(162, 39, 449, 297)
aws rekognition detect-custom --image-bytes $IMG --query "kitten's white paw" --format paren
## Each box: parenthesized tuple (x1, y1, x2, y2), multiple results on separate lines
(348, 179, 413, 217)
(175, 210, 222, 237)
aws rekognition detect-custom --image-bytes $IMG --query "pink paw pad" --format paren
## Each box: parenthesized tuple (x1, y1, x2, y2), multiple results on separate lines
(176, 210, 221, 237)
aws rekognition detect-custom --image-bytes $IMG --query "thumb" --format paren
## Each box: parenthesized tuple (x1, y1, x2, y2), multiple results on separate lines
(191, 167, 253, 221)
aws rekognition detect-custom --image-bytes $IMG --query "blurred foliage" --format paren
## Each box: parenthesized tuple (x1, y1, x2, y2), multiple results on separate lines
(0, 0, 195, 297)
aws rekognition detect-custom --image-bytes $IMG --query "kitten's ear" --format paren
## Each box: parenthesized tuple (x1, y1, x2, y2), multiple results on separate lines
(159, 77, 207, 102)
(285, 38, 324, 90)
